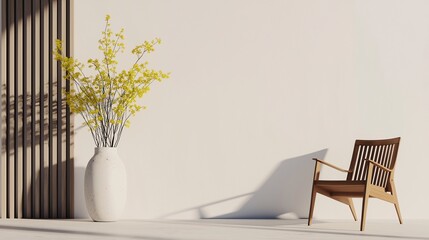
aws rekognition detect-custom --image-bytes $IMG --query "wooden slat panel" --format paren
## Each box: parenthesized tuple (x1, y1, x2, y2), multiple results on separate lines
(1, 0, 73, 219)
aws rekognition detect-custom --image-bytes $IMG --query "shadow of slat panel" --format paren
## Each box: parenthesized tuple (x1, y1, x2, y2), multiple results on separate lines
(1, 0, 74, 219)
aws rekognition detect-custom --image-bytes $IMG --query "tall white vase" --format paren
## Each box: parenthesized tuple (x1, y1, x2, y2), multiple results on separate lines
(85, 147, 126, 221)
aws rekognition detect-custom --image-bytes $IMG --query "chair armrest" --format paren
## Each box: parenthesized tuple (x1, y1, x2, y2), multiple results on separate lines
(364, 159, 392, 172)
(312, 158, 352, 173)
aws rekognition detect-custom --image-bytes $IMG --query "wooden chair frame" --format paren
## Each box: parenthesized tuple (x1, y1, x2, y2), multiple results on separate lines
(307, 137, 402, 231)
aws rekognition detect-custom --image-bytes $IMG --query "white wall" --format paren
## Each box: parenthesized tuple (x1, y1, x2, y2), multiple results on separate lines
(74, 0, 429, 220)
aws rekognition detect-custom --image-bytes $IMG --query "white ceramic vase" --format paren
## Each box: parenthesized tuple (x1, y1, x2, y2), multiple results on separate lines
(84, 147, 127, 222)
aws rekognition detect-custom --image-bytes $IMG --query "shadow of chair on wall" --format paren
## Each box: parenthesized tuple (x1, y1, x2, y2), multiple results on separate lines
(160, 149, 328, 220)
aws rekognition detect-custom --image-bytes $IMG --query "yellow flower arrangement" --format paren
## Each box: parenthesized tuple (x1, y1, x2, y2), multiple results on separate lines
(55, 15, 170, 147)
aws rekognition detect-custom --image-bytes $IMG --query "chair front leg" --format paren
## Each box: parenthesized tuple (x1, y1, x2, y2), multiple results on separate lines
(308, 161, 321, 226)
(361, 162, 374, 231)
(390, 179, 403, 224)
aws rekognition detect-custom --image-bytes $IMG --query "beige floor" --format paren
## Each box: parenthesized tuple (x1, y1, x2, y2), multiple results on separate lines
(0, 219, 427, 240)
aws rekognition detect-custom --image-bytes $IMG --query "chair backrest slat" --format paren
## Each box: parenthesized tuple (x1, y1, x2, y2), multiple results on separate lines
(353, 145, 367, 181)
(374, 145, 386, 186)
(379, 144, 392, 187)
(376, 145, 387, 187)
(347, 137, 400, 189)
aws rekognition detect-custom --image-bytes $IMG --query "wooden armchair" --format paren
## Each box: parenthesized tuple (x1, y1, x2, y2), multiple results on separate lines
(308, 137, 402, 231)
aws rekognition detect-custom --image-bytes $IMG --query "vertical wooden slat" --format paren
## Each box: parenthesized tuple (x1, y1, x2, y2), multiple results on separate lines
(23, 0, 33, 218)
(41, 0, 50, 219)
(41, 0, 50, 218)
(8, 0, 15, 219)
(66, 0, 74, 218)
(6, 0, 14, 218)
(57, 0, 63, 218)
(48, 0, 53, 218)
(30, 0, 35, 218)
(32, 0, 41, 219)
(22, 0, 27, 218)
(0, 0, 8, 219)
(15, 0, 24, 219)
(49, 0, 59, 218)
(59, 0, 67, 219)
(30, 0, 36, 218)
(39, 0, 46, 219)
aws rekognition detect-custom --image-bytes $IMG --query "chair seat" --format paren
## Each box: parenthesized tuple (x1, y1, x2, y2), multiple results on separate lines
(315, 180, 366, 196)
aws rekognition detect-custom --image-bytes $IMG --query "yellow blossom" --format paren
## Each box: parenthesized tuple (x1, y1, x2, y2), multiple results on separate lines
(54, 14, 170, 147)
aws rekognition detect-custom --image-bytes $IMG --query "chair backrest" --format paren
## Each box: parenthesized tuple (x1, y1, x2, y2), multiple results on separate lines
(347, 137, 400, 188)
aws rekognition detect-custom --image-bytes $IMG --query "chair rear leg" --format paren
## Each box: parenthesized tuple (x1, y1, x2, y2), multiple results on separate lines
(330, 196, 357, 221)
(347, 198, 357, 221)
(308, 186, 317, 226)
